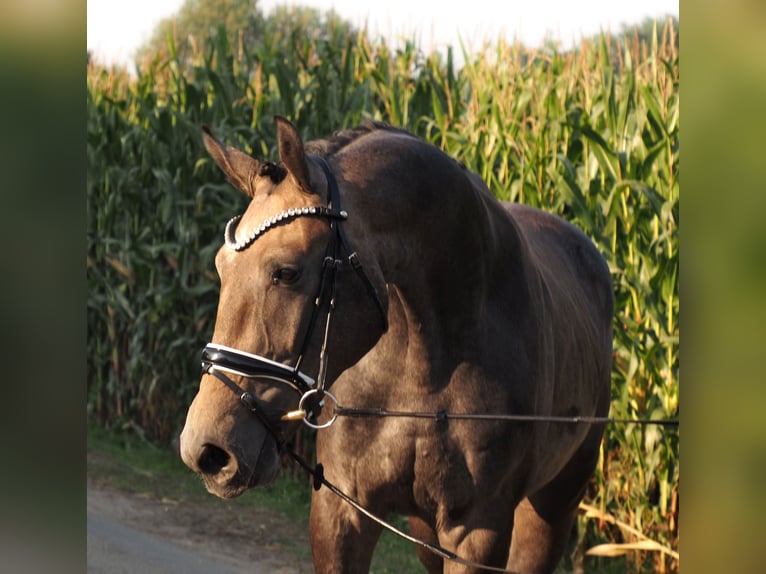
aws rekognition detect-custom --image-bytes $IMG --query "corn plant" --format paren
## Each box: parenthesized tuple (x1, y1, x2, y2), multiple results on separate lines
(87, 17, 678, 571)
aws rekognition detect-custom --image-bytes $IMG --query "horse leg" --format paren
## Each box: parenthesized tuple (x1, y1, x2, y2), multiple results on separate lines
(506, 424, 604, 574)
(309, 483, 383, 574)
(408, 516, 442, 574)
(430, 502, 516, 574)
(506, 497, 578, 574)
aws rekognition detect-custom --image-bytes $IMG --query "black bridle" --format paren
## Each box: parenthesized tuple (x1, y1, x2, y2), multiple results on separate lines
(201, 155, 387, 440)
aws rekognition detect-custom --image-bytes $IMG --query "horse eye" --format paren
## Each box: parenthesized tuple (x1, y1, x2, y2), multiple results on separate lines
(271, 268, 300, 285)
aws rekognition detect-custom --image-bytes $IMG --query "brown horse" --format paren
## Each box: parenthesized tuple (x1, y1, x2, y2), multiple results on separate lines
(179, 116, 613, 573)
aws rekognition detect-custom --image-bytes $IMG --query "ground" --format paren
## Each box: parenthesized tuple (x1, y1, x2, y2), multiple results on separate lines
(87, 448, 314, 573)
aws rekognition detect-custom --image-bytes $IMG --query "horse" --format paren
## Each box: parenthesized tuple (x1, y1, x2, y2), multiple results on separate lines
(179, 116, 613, 573)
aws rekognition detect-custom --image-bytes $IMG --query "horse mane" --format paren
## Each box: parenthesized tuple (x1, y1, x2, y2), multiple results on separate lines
(304, 119, 415, 157)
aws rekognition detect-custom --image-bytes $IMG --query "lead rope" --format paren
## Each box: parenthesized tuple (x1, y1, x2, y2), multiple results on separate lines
(332, 407, 680, 427)
(284, 449, 521, 574)
(280, 405, 677, 571)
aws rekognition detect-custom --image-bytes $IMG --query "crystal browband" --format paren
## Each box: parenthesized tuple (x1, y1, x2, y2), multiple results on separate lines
(224, 206, 348, 251)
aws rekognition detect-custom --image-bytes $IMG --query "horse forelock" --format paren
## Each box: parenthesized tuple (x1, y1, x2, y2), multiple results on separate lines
(257, 161, 287, 183)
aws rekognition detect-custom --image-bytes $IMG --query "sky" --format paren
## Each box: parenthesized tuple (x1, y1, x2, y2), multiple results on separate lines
(87, 0, 678, 69)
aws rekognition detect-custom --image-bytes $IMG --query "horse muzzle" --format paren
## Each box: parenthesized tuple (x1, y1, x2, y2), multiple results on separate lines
(179, 423, 281, 498)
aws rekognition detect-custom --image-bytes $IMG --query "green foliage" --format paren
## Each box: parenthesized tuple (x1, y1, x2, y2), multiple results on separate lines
(87, 15, 678, 572)
(136, 0, 260, 68)
(617, 15, 679, 52)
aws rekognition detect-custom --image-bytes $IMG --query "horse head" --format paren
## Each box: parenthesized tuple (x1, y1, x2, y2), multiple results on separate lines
(179, 117, 388, 498)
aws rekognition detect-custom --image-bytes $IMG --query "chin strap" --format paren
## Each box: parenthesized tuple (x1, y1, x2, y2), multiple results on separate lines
(203, 365, 287, 451)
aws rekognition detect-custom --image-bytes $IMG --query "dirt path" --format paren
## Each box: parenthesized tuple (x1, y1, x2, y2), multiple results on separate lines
(87, 452, 314, 573)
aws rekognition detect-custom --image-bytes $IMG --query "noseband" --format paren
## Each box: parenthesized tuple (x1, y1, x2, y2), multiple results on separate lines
(201, 156, 387, 439)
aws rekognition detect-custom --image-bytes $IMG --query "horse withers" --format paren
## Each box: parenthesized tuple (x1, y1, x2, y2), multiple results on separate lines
(179, 116, 613, 573)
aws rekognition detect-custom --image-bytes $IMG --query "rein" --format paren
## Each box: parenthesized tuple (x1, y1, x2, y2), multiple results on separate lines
(284, 449, 523, 573)
(201, 155, 678, 573)
(332, 406, 680, 427)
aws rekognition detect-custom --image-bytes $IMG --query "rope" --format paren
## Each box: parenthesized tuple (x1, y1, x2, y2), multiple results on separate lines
(334, 406, 679, 427)
(285, 449, 521, 573)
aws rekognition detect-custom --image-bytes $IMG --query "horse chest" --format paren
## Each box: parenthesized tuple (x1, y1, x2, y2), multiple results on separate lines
(411, 433, 475, 511)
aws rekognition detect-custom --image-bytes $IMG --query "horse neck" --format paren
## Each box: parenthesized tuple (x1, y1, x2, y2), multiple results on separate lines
(342, 147, 530, 360)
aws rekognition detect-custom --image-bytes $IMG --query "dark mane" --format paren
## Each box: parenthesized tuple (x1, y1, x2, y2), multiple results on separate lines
(304, 119, 414, 156)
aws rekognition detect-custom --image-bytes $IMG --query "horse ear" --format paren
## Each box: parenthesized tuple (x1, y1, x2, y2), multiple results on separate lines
(275, 116, 313, 194)
(202, 126, 259, 197)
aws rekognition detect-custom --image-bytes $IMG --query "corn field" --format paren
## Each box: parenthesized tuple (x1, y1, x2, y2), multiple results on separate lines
(87, 15, 678, 572)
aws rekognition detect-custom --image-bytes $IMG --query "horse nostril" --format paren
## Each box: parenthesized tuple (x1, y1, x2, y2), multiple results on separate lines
(197, 444, 231, 476)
